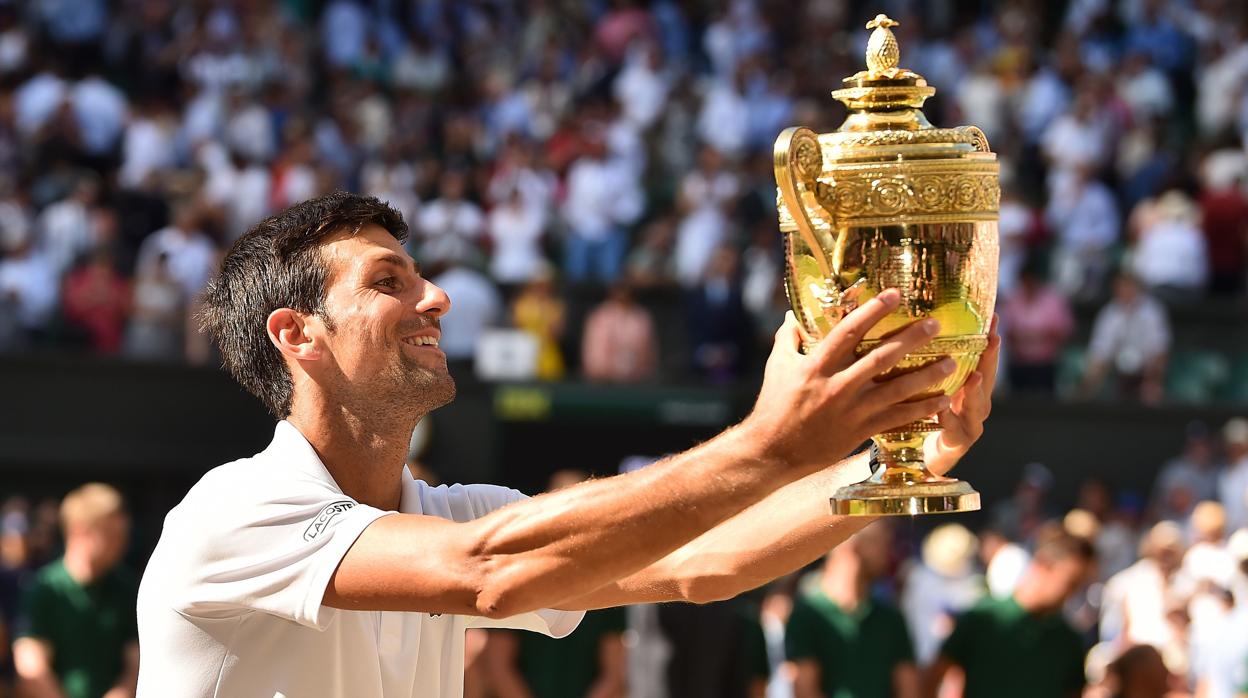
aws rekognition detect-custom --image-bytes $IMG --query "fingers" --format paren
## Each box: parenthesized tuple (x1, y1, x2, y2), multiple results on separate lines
(809, 289, 901, 373)
(772, 311, 804, 355)
(978, 314, 1001, 391)
(864, 394, 950, 436)
(841, 317, 940, 385)
(867, 357, 956, 405)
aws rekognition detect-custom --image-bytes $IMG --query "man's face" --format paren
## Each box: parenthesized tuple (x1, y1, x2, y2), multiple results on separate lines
(75, 513, 129, 572)
(311, 225, 454, 419)
(1037, 557, 1091, 607)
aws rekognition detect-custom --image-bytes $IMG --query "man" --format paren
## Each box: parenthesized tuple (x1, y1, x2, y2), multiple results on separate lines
(14, 483, 138, 698)
(786, 521, 918, 698)
(926, 532, 1096, 698)
(1219, 418, 1248, 532)
(136, 192, 998, 697)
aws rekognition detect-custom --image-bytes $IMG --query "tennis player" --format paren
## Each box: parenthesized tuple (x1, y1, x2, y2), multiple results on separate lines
(136, 192, 997, 697)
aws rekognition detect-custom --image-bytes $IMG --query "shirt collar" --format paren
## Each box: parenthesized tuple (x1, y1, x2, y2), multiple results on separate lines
(265, 420, 345, 494)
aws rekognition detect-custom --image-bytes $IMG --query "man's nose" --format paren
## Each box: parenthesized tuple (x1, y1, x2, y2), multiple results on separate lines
(416, 279, 451, 317)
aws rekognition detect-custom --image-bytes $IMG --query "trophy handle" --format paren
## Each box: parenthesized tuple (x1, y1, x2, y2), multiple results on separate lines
(774, 127, 860, 331)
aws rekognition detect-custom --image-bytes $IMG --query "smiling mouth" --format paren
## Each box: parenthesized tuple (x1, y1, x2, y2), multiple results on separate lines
(402, 336, 440, 348)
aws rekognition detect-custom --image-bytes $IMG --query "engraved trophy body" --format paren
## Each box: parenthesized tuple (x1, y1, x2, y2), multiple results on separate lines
(774, 15, 999, 516)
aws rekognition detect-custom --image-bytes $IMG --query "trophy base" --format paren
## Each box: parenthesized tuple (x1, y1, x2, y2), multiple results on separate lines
(831, 478, 980, 516)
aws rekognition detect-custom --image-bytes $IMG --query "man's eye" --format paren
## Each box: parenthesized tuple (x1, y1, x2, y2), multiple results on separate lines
(376, 277, 399, 289)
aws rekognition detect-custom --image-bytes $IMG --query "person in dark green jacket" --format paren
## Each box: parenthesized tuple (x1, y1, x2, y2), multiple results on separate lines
(13, 484, 138, 698)
(786, 521, 917, 698)
(927, 532, 1096, 698)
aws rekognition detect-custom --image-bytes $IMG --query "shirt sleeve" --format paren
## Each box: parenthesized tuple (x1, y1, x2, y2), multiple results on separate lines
(167, 468, 389, 631)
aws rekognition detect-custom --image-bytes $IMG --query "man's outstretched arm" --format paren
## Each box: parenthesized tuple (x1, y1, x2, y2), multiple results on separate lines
(558, 317, 999, 609)
(325, 292, 952, 619)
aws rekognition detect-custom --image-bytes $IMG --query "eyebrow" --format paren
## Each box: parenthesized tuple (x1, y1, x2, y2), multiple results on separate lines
(369, 254, 422, 276)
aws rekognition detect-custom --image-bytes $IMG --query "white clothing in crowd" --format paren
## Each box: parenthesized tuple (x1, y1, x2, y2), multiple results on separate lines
(0, 246, 57, 329)
(486, 200, 546, 284)
(561, 157, 643, 240)
(418, 199, 485, 267)
(36, 197, 96, 277)
(1087, 292, 1171, 376)
(120, 115, 178, 189)
(1130, 219, 1209, 292)
(696, 79, 749, 159)
(135, 225, 218, 301)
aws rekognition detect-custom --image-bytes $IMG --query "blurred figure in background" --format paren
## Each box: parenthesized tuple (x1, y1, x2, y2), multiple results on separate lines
(1127, 190, 1209, 302)
(12, 484, 137, 698)
(511, 267, 566, 381)
(1100, 522, 1185, 663)
(1081, 273, 1171, 405)
(1001, 258, 1075, 395)
(581, 280, 657, 383)
(786, 522, 919, 698)
(1219, 419, 1248, 533)
(685, 245, 752, 383)
(122, 251, 182, 362)
(901, 524, 983, 667)
(1152, 422, 1220, 524)
(927, 533, 1095, 698)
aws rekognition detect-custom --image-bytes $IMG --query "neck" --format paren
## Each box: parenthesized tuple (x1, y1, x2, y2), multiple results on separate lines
(62, 546, 99, 586)
(822, 557, 869, 610)
(287, 394, 419, 511)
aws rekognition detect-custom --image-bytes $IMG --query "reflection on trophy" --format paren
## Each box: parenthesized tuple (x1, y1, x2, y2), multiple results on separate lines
(774, 14, 999, 516)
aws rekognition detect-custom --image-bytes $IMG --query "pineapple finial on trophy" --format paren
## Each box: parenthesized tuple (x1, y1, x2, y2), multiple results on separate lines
(865, 14, 900, 76)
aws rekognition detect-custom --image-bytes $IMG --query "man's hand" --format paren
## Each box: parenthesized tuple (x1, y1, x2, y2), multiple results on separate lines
(926, 314, 1000, 476)
(745, 289, 957, 474)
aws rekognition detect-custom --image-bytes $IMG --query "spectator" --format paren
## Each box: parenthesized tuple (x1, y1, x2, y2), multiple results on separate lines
(13, 483, 138, 698)
(133, 200, 218, 304)
(0, 224, 57, 345)
(485, 186, 547, 286)
(1103, 644, 1183, 698)
(581, 281, 658, 383)
(1081, 273, 1170, 405)
(1198, 158, 1248, 295)
(1128, 190, 1209, 301)
(900, 524, 984, 666)
(685, 246, 752, 383)
(1046, 166, 1120, 299)
(1151, 421, 1220, 523)
(511, 269, 566, 381)
(1001, 260, 1075, 394)
(560, 136, 642, 284)
(1100, 522, 1185, 653)
(787, 522, 918, 698)
(35, 175, 102, 279)
(927, 533, 1095, 698)
(674, 145, 739, 287)
(1220, 418, 1248, 533)
(122, 250, 183, 362)
(61, 248, 129, 354)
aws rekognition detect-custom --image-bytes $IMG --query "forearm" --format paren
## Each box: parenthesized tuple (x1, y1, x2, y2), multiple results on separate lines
(563, 451, 875, 608)
(466, 423, 796, 616)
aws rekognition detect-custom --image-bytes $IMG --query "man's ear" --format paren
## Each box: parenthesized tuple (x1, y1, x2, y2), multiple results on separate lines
(267, 308, 323, 362)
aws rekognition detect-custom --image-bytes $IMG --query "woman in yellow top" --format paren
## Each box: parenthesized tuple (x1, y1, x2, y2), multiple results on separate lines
(511, 270, 566, 380)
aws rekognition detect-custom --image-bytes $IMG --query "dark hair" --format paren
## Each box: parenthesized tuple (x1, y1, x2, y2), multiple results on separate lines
(200, 192, 408, 418)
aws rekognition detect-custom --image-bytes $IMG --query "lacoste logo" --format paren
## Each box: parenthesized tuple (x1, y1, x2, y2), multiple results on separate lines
(303, 500, 356, 541)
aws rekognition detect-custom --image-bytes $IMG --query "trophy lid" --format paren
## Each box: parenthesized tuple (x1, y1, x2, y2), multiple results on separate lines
(823, 14, 992, 159)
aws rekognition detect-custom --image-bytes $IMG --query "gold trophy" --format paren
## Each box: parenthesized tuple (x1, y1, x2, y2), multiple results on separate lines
(774, 14, 998, 516)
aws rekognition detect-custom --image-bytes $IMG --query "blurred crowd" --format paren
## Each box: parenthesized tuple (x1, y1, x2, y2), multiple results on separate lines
(7, 416, 1248, 697)
(0, 0, 1243, 398)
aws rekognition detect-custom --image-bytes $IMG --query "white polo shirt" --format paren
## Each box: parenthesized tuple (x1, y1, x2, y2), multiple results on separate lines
(136, 421, 583, 697)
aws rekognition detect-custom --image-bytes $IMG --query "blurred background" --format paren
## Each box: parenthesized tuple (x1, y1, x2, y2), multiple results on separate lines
(0, 0, 1247, 696)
